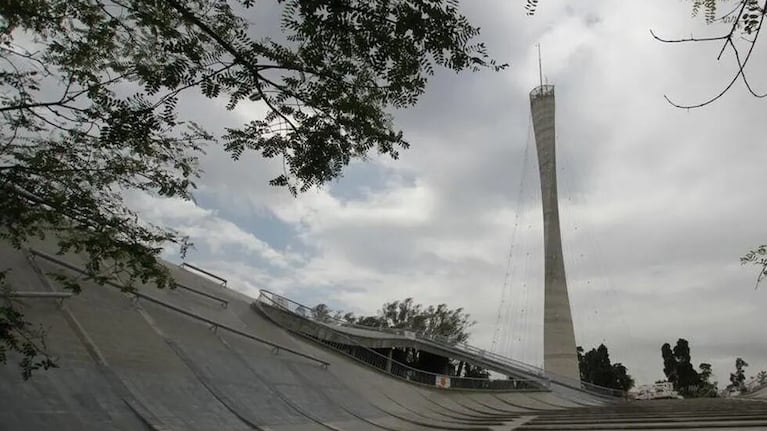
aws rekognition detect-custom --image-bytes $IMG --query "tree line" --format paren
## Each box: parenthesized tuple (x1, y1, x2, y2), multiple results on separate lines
(660, 337, 766, 397)
(312, 298, 490, 378)
(575, 337, 767, 397)
(314, 297, 767, 399)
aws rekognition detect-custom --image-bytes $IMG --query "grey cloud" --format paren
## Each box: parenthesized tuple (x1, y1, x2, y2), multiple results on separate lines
(134, 0, 767, 387)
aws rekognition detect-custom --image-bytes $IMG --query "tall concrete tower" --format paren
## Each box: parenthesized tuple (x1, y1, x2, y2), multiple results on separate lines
(530, 84, 580, 381)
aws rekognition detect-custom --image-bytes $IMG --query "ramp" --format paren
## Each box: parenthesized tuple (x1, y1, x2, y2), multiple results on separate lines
(2, 239, 765, 430)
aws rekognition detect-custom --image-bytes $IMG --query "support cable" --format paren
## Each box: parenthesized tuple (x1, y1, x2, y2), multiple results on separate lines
(555, 129, 636, 359)
(519, 115, 542, 365)
(491, 115, 533, 353)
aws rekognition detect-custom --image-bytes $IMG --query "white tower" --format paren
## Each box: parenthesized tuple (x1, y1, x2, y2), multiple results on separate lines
(530, 80, 580, 381)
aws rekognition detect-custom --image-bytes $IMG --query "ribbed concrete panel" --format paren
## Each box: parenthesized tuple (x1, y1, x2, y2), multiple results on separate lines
(0, 247, 147, 431)
(31, 259, 253, 431)
(136, 300, 314, 427)
(530, 85, 581, 381)
(4, 238, 765, 430)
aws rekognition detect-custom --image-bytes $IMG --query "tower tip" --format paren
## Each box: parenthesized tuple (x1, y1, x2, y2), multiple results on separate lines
(537, 43, 543, 88)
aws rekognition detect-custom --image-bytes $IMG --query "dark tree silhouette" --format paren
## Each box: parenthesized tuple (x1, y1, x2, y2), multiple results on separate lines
(578, 344, 635, 391)
(661, 338, 718, 397)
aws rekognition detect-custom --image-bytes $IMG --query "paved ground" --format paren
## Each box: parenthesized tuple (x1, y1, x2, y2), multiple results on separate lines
(1, 238, 765, 430)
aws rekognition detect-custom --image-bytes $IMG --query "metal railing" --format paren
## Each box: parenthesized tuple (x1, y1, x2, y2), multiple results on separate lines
(173, 281, 228, 308)
(7, 291, 73, 299)
(530, 84, 554, 98)
(4, 290, 72, 307)
(258, 289, 546, 378)
(256, 291, 547, 392)
(545, 370, 627, 399)
(27, 248, 330, 367)
(309, 334, 536, 391)
(256, 290, 627, 398)
(180, 262, 227, 287)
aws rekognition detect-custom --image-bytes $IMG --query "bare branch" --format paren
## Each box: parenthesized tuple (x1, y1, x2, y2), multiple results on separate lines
(649, 29, 729, 43)
(656, 0, 767, 109)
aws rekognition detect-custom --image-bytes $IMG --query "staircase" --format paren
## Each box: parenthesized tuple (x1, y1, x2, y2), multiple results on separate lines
(514, 398, 767, 430)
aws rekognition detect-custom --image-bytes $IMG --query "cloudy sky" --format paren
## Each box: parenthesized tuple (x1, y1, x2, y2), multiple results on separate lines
(129, 0, 766, 386)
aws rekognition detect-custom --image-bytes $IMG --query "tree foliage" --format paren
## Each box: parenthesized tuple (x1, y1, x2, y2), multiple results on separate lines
(741, 245, 767, 289)
(697, 362, 718, 397)
(310, 303, 332, 322)
(728, 357, 749, 391)
(0, 0, 504, 378)
(661, 338, 717, 397)
(344, 297, 476, 344)
(756, 370, 767, 386)
(661, 339, 700, 396)
(577, 344, 635, 391)
(340, 297, 486, 377)
(0, 271, 57, 379)
(691, 0, 721, 23)
(524, 0, 539, 16)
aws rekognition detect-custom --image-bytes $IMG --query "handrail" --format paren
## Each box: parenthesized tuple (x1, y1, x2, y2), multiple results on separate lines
(27, 248, 329, 367)
(179, 262, 227, 287)
(258, 289, 546, 377)
(257, 289, 625, 399)
(256, 291, 546, 391)
(544, 370, 627, 399)
(7, 291, 73, 299)
(173, 281, 229, 308)
(530, 84, 554, 98)
(129, 294, 330, 367)
(415, 333, 545, 377)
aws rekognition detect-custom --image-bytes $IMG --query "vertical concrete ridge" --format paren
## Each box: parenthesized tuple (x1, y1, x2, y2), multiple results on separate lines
(25, 250, 169, 431)
(132, 304, 269, 431)
(529, 85, 580, 381)
(212, 331, 344, 431)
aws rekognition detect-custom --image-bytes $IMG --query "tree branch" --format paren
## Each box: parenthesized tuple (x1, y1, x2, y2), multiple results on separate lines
(655, 0, 767, 109)
(163, 0, 301, 136)
(649, 29, 729, 43)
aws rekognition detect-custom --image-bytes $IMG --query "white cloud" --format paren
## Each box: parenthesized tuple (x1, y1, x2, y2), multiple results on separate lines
(129, 0, 767, 386)
(126, 192, 300, 268)
(273, 179, 436, 229)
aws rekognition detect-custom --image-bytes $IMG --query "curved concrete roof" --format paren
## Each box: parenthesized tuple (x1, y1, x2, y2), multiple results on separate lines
(1, 238, 766, 430)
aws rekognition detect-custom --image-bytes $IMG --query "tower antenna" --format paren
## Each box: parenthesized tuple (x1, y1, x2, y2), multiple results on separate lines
(537, 43, 543, 88)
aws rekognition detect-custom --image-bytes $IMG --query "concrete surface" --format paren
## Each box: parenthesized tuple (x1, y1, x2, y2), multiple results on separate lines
(529, 85, 580, 381)
(2, 238, 766, 430)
